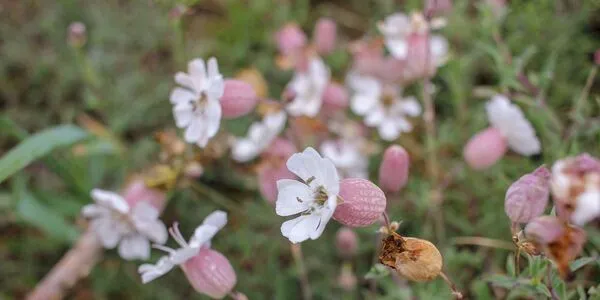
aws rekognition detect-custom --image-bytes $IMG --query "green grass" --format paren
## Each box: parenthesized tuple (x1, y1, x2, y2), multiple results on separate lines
(1, 0, 600, 299)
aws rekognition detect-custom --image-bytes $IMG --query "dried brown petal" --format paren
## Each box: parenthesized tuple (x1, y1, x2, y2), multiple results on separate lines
(379, 233, 443, 282)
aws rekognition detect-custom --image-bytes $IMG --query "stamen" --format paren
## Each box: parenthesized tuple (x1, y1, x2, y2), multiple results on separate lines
(296, 197, 303, 203)
(306, 176, 316, 185)
(169, 222, 188, 247)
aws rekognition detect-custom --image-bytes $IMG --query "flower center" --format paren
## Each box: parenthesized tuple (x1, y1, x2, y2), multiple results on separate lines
(189, 91, 209, 115)
(382, 93, 396, 108)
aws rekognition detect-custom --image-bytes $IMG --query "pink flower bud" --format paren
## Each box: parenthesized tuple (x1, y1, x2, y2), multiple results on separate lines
(463, 127, 508, 170)
(337, 264, 357, 291)
(595, 49, 600, 65)
(313, 18, 337, 55)
(425, 0, 453, 16)
(181, 248, 237, 299)
(122, 179, 167, 212)
(333, 178, 387, 227)
(67, 22, 87, 47)
(262, 138, 297, 159)
(405, 33, 434, 81)
(275, 23, 307, 55)
(335, 227, 358, 258)
(259, 139, 297, 204)
(220, 79, 258, 119)
(378, 145, 410, 193)
(504, 166, 550, 223)
(322, 83, 349, 112)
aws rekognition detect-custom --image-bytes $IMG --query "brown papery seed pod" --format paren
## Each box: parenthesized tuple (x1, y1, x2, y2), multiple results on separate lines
(379, 233, 442, 282)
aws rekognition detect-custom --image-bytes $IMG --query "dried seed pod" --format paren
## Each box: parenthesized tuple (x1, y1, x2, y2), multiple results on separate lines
(379, 233, 442, 282)
(333, 178, 387, 227)
(504, 166, 550, 223)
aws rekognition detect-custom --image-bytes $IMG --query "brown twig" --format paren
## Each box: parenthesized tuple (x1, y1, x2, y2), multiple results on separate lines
(27, 230, 103, 300)
(440, 271, 464, 299)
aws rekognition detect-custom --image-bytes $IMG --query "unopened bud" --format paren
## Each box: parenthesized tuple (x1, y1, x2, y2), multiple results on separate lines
(378, 145, 410, 193)
(313, 18, 337, 55)
(504, 166, 550, 223)
(335, 227, 358, 258)
(595, 49, 600, 65)
(425, 0, 453, 16)
(333, 178, 387, 227)
(275, 23, 307, 55)
(379, 233, 442, 282)
(463, 127, 507, 170)
(220, 79, 258, 119)
(322, 83, 349, 112)
(181, 248, 237, 299)
(122, 179, 167, 212)
(67, 22, 87, 48)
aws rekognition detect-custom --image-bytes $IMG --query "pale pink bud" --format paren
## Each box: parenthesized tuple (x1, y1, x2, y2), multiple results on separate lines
(313, 18, 337, 55)
(221, 79, 258, 119)
(67, 22, 86, 47)
(262, 138, 297, 159)
(181, 248, 237, 299)
(122, 179, 167, 212)
(405, 33, 434, 80)
(322, 83, 349, 112)
(275, 23, 307, 55)
(333, 178, 387, 227)
(425, 0, 453, 16)
(504, 166, 550, 223)
(595, 49, 600, 65)
(463, 127, 508, 170)
(259, 138, 297, 204)
(335, 227, 358, 258)
(378, 145, 410, 193)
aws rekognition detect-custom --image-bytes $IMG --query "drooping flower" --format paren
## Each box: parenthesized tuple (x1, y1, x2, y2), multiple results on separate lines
(82, 189, 168, 260)
(320, 139, 368, 179)
(170, 57, 224, 148)
(275, 147, 340, 243)
(138, 211, 227, 283)
(231, 111, 287, 162)
(504, 166, 551, 223)
(551, 154, 600, 226)
(286, 58, 330, 117)
(347, 73, 421, 141)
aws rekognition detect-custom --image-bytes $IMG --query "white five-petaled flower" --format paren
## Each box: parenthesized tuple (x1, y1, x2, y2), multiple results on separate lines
(486, 95, 541, 156)
(321, 140, 368, 179)
(82, 189, 168, 260)
(275, 147, 340, 243)
(347, 72, 421, 141)
(378, 12, 448, 67)
(286, 58, 330, 117)
(231, 111, 287, 162)
(170, 57, 224, 148)
(138, 210, 227, 284)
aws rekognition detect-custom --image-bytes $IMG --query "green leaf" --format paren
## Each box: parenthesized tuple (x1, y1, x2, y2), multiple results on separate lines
(15, 186, 79, 243)
(0, 125, 88, 184)
(534, 284, 552, 298)
(485, 274, 518, 288)
(570, 257, 598, 272)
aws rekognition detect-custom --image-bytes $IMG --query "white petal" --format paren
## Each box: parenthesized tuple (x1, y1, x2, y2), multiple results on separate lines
(281, 214, 322, 244)
(207, 57, 221, 79)
(169, 246, 200, 265)
(347, 73, 381, 96)
(188, 224, 219, 249)
(572, 190, 600, 226)
(204, 99, 222, 140)
(172, 102, 194, 128)
(309, 208, 334, 240)
(175, 72, 196, 92)
(379, 119, 400, 141)
(139, 256, 175, 284)
(118, 234, 151, 260)
(385, 38, 408, 59)
(170, 87, 196, 105)
(81, 204, 107, 218)
(208, 76, 225, 100)
(401, 97, 422, 116)
(91, 218, 122, 248)
(486, 95, 540, 156)
(430, 35, 449, 66)
(321, 159, 340, 195)
(275, 179, 312, 216)
(90, 189, 129, 213)
(351, 94, 380, 116)
(232, 139, 260, 162)
(286, 147, 325, 184)
(203, 210, 227, 230)
(184, 119, 204, 143)
(364, 106, 385, 126)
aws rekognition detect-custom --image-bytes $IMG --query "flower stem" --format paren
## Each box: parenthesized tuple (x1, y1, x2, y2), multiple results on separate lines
(26, 230, 103, 300)
(290, 244, 312, 300)
(189, 181, 241, 214)
(440, 271, 463, 299)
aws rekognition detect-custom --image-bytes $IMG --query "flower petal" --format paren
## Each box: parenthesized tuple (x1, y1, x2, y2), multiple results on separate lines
(286, 147, 325, 184)
(184, 119, 204, 143)
(90, 189, 129, 213)
(170, 87, 196, 105)
(188, 224, 219, 249)
(139, 256, 175, 284)
(81, 204, 108, 218)
(275, 179, 311, 216)
(118, 234, 151, 260)
(203, 210, 228, 230)
(172, 102, 194, 128)
(281, 214, 322, 244)
(91, 218, 121, 248)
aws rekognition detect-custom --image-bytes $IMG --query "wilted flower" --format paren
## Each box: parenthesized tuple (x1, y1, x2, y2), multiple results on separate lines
(220, 79, 258, 119)
(336, 227, 359, 258)
(347, 73, 421, 141)
(463, 127, 507, 170)
(551, 153, 600, 225)
(313, 18, 337, 55)
(286, 58, 330, 117)
(333, 178, 387, 227)
(525, 216, 587, 278)
(82, 189, 168, 260)
(321, 139, 368, 179)
(378, 145, 410, 193)
(379, 233, 443, 282)
(138, 211, 227, 283)
(231, 111, 287, 162)
(170, 57, 224, 148)
(504, 166, 550, 223)
(275, 147, 340, 243)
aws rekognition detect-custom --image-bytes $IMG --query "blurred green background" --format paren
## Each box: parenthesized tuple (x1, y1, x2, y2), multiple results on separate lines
(1, 0, 600, 299)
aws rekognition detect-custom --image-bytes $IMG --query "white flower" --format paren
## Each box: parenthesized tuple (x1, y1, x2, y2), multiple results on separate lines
(170, 57, 224, 148)
(286, 58, 330, 117)
(486, 95, 541, 156)
(82, 189, 168, 260)
(320, 140, 368, 179)
(138, 211, 227, 283)
(347, 73, 421, 141)
(275, 147, 340, 243)
(571, 189, 600, 226)
(231, 111, 287, 162)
